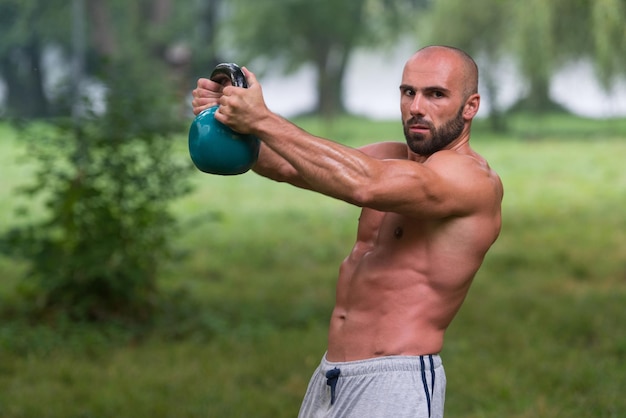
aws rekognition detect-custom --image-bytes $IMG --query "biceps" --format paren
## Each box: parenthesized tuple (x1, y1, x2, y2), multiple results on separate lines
(363, 162, 480, 219)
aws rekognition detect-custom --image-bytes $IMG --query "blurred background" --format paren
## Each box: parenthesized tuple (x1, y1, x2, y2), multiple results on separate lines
(1, 1, 626, 417)
(1, 0, 625, 123)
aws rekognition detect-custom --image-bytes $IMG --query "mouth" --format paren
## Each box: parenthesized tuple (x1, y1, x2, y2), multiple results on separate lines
(408, 124, 431, 134)
(405, 117, 432, 133)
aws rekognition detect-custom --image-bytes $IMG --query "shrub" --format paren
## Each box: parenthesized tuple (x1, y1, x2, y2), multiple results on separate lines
(2, 55, 192, 321)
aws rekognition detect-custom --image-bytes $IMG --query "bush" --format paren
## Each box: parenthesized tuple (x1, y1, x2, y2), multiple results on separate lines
(1, 55, 192, 321)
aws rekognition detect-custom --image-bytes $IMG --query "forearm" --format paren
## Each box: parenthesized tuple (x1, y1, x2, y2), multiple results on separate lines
(213, 68, 396, 205)
(252, 113, 376, 204)
(252, 143, 312, 189)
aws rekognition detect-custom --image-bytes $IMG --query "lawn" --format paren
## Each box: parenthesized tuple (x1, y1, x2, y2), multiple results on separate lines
(1, 114, 625, 417)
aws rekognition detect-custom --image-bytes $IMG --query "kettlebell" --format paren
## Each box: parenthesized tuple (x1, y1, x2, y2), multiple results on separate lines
(188, 63, 260, 175)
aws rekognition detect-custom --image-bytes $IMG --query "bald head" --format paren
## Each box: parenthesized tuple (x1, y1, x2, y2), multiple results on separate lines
(408, 45, 479, 100)
(399, 45, 481, 154)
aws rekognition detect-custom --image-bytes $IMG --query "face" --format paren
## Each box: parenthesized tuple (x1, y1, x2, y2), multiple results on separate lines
(399, 48, 477, 156)
(403, 105, 465, 156)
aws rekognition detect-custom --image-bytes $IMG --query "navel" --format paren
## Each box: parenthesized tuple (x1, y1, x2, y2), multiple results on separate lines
(394, 226, 404, 239)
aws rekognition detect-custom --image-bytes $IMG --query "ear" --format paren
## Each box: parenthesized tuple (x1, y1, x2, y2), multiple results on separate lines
(463, 94, 480, 119)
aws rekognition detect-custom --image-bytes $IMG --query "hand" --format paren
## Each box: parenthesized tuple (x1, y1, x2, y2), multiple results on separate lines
(214, 67, 270, 135)
(191, 78, 224, 115)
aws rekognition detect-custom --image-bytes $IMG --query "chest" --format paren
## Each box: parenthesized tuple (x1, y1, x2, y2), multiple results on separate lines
(356, 209, 432, 247)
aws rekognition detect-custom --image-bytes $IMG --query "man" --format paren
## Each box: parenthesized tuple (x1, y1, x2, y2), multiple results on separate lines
(191, 45, 503, 418)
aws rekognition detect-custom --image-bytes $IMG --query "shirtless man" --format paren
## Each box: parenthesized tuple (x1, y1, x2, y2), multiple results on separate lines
(192, 45, 503, 418)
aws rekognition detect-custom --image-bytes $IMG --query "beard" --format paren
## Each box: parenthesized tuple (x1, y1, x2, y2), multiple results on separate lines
(403, 106, 465, 156)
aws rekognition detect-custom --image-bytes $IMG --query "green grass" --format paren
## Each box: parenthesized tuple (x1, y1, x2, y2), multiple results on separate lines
(1, 114, 626, 417)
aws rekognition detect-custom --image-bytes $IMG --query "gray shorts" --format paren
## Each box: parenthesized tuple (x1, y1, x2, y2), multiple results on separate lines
(298, 353, 446, 418)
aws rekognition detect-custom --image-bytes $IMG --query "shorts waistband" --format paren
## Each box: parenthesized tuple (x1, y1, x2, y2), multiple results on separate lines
(320, 353, 442, 377)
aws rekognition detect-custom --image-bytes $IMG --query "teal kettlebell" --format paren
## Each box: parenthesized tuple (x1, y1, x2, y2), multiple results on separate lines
(188, 63, 260, 175)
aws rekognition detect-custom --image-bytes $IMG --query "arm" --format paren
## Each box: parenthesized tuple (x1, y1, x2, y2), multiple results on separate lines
(252, 114, 488, 218)
(251, 144, 312, 189)
(215, 69, 495, 219)
(192, 77, 307, 188)
(192, 77, 408, 190)
(252, 140, 409, 190)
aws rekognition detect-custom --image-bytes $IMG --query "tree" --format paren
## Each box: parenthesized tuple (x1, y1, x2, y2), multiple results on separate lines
(225, 0, 429, 118)
(589, 0, 626, 88)
(419, 0, 512, 130)
(187, 0, 227, 81)
(1, 2, 193, 321)
(0, 0, 72, 118)
(0, 0, 206, 119)
(423, 0, 626, 119)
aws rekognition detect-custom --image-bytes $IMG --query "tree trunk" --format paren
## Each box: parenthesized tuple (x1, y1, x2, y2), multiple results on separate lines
(149, 0, 171, 24)
(86, 0, 117, 57)
(192, 0, 225, 80)
(1, 40, 49, 119)
(482, 68, 508, 132)
(524, 76, 553, 112)
(314, 44, 350, 119)
(511, 75, 567, 114)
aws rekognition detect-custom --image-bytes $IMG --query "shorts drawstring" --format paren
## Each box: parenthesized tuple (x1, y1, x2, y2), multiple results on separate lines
(325, 367, 341, 405)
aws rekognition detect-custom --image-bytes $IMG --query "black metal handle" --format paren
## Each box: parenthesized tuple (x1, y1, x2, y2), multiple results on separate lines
(210, 63, 248, 88)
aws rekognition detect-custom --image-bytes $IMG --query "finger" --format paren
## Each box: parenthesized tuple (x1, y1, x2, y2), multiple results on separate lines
(193, 88, 214, 99)
(194, 78, 224, 97)
(242, 67, 258, 87)
(191, 97, 212, 108)
(197, 77, 223, 90)
(193, 89, 222, 100)
(192, 106, 204, 116)
(191, 93, 220, 115)
(191, 102, 214, 116)
(213, 104, 227, 124)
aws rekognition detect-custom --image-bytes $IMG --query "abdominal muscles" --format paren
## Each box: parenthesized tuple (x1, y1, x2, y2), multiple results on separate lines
(326, 248, 471, 361)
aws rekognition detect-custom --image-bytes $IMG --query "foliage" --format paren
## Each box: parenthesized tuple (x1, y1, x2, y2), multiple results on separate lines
(424, 0, 626, 116)
(419, 0, 513, 131)
(226, 0, 428, 116)
(591, 0, 626, 86)
(0, 0, 72, 117)
(0, 53, 192, 321)
(0, 0, 203, 119)
(2, 0, 624, 123)
(0, 0, 68, 54)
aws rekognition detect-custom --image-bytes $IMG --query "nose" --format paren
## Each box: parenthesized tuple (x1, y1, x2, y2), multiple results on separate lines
(409, 93, 425, 116)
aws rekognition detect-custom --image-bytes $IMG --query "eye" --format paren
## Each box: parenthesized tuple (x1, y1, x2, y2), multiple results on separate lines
(401, 87, 415, 97)
(432, 90, 445, 98)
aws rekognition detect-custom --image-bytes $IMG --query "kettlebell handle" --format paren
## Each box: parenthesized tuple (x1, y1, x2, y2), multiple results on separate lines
(210, 63, 248, 88)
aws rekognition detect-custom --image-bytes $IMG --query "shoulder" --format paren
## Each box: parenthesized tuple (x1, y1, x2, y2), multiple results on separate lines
(425, 149, 503, 213)
(426, 149, 498, 184)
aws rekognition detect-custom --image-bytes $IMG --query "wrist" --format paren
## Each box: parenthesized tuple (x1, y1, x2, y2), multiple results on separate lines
(251, 111, 283, 140)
